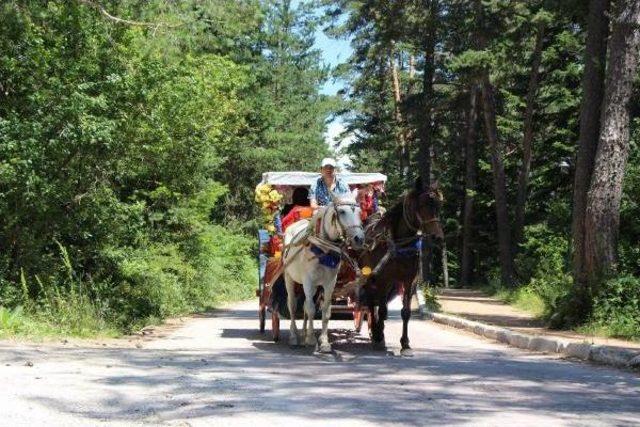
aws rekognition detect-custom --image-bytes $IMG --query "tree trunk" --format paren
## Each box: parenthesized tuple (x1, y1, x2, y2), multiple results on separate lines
(389, 53, 409, 184)
(514, 21, 545, 250)
(442, 240, 449, 288)
(405, 54, 416, 185)
(460, 85, 480, 287)
(417, 0, 438, 189)
(570, 0, 611, 310)
(584, 1, 640, 285)
(480, 74, 516, 287)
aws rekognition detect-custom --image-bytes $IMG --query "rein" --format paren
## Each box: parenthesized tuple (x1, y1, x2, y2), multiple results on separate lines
(283, 200, 362, 275)
(363, 191, 440, 280)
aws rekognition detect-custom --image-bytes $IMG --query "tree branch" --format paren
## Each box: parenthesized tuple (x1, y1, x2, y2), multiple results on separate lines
(77, 0, 183, 28)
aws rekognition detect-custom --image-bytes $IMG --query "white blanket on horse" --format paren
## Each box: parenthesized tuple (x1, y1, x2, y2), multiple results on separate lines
(283, 219, 310, 247)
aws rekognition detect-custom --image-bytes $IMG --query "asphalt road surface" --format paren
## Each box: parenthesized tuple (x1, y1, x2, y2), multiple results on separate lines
(1, 299, 639, 426)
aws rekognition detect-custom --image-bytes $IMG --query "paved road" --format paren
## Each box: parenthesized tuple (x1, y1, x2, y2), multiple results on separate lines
(0, 299, 639, 426)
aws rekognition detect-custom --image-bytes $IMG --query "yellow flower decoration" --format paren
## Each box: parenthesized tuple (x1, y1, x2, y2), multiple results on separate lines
(255, 183, 283, 233)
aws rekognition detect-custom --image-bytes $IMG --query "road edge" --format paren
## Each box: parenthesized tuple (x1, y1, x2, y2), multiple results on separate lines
(416, 296, 640, 371)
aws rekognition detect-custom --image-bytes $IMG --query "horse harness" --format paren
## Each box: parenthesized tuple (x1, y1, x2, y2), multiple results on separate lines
(282, 200, 362, 274)
(361, 191, 441, 282)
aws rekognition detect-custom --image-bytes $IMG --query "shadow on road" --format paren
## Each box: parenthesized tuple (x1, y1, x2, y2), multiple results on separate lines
(2, 305, 639, 425)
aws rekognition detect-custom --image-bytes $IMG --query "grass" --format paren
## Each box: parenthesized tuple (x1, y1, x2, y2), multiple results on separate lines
(482, 285, 546, 318)
(0, 304, 120, 341)
(576, 318, 640, 343)
(482, 285, 640, 343)
(423, 286, 441, 312)
(0, 230, 257, 341)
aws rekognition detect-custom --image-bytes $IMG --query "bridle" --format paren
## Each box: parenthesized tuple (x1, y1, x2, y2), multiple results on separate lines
(322, 199, 362, 243)
(401, 191, 441, 234)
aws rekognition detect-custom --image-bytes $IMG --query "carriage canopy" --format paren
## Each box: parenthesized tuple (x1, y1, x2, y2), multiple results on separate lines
(258, 171, 387, 188)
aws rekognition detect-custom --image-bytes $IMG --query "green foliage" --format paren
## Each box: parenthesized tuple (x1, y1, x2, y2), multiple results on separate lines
(619, 122, 640, 276)
(423, 287, 441, 312)
(0, 1, 331, 336)
(514, 224, 572, 318)
(0, 306, 27, 336)
(586, 276, 640, 341)
(491, 286, 546, 318)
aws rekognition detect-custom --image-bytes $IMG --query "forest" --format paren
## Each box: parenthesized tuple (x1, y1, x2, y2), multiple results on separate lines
(1, 0, 639, 340)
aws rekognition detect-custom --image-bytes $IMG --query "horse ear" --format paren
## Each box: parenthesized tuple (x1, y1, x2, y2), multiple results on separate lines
(414, 176, 423, 193)
(429, 180, 444, 201)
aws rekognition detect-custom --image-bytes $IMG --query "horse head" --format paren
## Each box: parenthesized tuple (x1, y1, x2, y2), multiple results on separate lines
(328, 194, 365, 250)
(410, 177, 444, 240)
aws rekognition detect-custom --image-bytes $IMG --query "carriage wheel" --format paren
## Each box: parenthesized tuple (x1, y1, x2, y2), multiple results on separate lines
(271, 309, 280, 342)
(259, 305, 266, 334)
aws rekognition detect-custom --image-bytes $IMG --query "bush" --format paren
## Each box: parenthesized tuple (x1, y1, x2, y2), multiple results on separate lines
(515, 224, 572, 318)
(0, 223, 256, 338)
(0, 306, 28, 336)
(423, 286, 441, 312)
(589, 275, 640, 340)
(487, 224, 572, 319)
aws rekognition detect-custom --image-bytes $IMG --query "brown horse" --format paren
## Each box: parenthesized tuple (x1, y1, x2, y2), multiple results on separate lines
(358, 178, 444, 354)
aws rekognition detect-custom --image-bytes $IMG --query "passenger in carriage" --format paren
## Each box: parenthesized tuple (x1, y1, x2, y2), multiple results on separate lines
(281, 187, 313, 231)
(309, 157, 350, 209)
(355, 182, 384, 222)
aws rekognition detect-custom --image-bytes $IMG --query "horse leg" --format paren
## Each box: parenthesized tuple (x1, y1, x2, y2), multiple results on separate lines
(368, 303, 376, 340)
(285, 274, 299, 346)
(378, 302, 388, 348)
(303, 283, 317, 347)
(400, 282, 414, 355)
(371, 304, 386, 350)
(318, 283, 334, 353)
(302, 308, 308, 339)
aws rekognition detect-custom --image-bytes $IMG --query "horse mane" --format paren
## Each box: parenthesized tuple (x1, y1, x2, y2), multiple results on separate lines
(380, 189, 415, 229)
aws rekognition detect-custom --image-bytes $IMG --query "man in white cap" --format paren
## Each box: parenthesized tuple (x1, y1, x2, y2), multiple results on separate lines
(309, 157, 350, 209)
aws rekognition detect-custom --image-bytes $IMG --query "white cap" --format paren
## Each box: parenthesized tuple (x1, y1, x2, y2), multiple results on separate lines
(321, 157, 337, 168)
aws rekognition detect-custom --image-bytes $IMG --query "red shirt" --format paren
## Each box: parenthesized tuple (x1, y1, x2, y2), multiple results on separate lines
(281, 206, 314, 231)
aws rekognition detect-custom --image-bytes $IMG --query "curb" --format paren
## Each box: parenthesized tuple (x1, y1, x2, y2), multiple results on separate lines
(416, 297, 640, 370)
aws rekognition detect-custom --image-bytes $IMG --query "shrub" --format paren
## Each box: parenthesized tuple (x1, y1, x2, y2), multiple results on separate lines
(0, 306, 28, 336)
(589, 275, 640, 340)
(516, 224, 572, 317)
(423, 286, 441, 312)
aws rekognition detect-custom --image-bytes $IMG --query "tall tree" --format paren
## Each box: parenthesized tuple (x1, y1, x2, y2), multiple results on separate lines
(416, 0, 439, 188)
(389, 50, 409, 183)
(513, 18, 546, 249)
(480, 75, 516, 287)
(474, 0, 515, 287)
(569, 0, 611, 317)
(460, 85, 481, 287)
(583, 1, 640, 287)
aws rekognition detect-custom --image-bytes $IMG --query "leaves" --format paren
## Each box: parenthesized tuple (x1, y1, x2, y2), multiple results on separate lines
(0, 0, 332, 332)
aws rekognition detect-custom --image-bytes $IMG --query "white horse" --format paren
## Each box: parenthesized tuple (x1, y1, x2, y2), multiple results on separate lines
(283, 195, 364, 352)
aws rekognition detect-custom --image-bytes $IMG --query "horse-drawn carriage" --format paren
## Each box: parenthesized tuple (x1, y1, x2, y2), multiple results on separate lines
(255, 171, 387, 343)
(256, 169, 444, 353)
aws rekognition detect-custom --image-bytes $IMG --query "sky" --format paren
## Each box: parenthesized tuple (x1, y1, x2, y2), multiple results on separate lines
(314, 22, 354, 168)
(316, 30, 352, 96)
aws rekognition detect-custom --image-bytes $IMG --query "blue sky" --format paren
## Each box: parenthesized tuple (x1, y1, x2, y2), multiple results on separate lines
(315, 29, 352, 95)
(313, 19, 354, 166)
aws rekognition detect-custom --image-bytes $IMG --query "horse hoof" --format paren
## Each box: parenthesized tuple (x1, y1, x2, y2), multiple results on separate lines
(305, 337, 317, 347)
(400, 348, 414, 357)
(288, 336, 299, 347)
(317, 342, 332, 353)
